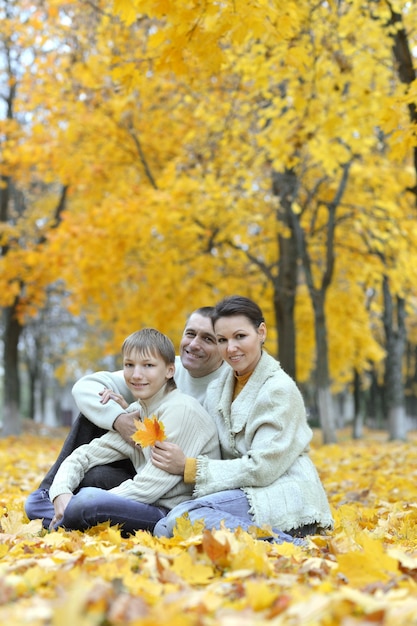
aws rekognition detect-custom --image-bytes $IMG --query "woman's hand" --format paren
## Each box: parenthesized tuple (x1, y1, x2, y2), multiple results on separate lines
(49, 493, 73, 530)
(151, 441, 186, 475)
(99, 387, 129, 410)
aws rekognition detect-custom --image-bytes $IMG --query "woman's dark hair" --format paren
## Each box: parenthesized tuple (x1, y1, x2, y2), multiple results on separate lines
(213, 296, 265, 329)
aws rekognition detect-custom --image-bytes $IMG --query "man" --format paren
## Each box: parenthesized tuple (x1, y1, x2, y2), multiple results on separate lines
(24, 307, 228, 524)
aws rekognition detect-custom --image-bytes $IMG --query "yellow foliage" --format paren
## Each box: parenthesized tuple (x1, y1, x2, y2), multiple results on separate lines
(3, 427, 417, 623)
(3, 0, 417, 398)
(336, 533, 399, 587)
(170, 551, 215, 584)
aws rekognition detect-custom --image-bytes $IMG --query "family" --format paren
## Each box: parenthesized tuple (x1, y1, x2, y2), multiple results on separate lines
(25, 295, 334, 543)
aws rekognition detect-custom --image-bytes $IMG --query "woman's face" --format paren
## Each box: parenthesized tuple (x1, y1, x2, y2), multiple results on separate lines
(214, 315, 266, 376)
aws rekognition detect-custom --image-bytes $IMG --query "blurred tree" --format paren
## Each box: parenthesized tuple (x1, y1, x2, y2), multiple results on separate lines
(0, 0, 69, 434)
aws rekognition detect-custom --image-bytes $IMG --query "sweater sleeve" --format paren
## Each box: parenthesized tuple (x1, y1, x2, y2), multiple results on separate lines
(184, 458, 197, 483)
(48, 432, 135, 501)
(72, 370, 135, 430)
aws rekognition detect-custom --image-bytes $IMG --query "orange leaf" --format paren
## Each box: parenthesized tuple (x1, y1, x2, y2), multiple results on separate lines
(202, 529, 231, 569)
(131, 416, 166, 448)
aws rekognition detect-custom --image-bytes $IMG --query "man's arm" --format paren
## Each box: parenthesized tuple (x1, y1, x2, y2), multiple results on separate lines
(72, 370, 135, 431)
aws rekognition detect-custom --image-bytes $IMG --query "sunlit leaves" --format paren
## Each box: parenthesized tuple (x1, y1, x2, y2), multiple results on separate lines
(4, 428, 417, 623)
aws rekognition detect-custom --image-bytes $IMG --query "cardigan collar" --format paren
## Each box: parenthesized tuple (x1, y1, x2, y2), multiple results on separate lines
(217, 351, 279, 429)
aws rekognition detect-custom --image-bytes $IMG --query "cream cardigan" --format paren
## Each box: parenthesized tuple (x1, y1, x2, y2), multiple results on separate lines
(199, 351, 334, 533)
(49, 387, 220, 510)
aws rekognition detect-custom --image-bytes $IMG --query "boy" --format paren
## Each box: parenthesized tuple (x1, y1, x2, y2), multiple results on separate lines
(48, 328, 220, 535)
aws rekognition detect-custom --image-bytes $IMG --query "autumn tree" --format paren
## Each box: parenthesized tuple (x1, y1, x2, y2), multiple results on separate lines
(134, 0, 401, 441)
(2, 0, 417, 444)
(35, 0, 412, 437)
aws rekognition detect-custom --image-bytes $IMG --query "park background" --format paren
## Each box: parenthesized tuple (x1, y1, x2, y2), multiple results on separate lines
(1, 0, 417, 445)
(1, 0, 417, 623)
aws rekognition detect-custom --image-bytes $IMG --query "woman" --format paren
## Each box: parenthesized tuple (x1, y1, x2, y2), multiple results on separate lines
(152, 296, 333, 539)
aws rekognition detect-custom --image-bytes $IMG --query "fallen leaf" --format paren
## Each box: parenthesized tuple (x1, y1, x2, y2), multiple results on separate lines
(170, 551, 215, 584)
(131, 416, 166, 448)
(0, 511, 43, 537)
(336, 534, 398, 588)
(202, 529, 231, 569)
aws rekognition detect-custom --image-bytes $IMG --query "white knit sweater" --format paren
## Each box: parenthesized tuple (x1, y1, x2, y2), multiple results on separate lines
(199, 351, 334, 533)
(49, 387, 220, 510)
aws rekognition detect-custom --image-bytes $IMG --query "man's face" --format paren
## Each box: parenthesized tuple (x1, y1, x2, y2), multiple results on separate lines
(180, 313, 223, 378)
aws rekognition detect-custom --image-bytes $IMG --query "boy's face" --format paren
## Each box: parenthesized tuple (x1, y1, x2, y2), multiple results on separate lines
(123, 349, 175, 401)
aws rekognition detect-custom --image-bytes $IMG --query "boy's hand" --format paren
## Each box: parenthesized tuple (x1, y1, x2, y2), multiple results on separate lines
(151, 441, 186, 475)
(50, 493, 73, 530)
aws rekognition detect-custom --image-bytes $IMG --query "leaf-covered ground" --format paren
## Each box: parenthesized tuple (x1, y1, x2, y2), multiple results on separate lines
(1, 424, 417, 625)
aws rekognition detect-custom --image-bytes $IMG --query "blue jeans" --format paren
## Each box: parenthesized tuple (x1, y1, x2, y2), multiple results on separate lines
(25, 464, 137, 529)
(153, 489, 299, 544)
(25, 487, 169, 536)
(25, 488, 55, 528)
(27, 487, 168, 536)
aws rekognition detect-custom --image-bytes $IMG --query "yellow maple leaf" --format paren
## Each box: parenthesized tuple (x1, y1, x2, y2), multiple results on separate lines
(172, 514, 205, 541)
(245, 580, 280, 611)
(131, 416, 166, 448)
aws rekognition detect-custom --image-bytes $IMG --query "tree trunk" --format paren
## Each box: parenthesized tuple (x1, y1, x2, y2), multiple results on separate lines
(352, 369, 364, 439)
(383, 277, 407, 441)
(288, 162, 351, 443)
(2, 301, 23, 435)
(271, 168, 299, 379)
(383, 4, 416, 440)
(27, 370, 36, 421)
(316, 387, 336, 443)
(366, 368, 384, 429)
(388, 6, 417, 186)
(312, 293, 337, 443)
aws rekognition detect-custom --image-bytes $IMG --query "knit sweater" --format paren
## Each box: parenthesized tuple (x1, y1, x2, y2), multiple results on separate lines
(49, 387, 220, 510)
(173, 357, 229, 404)
(198, 351, 334, 533)
(71, 358, 228, 430)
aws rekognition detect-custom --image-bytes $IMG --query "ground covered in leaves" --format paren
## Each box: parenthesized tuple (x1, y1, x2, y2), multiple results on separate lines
(1, 424, 417, 625)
